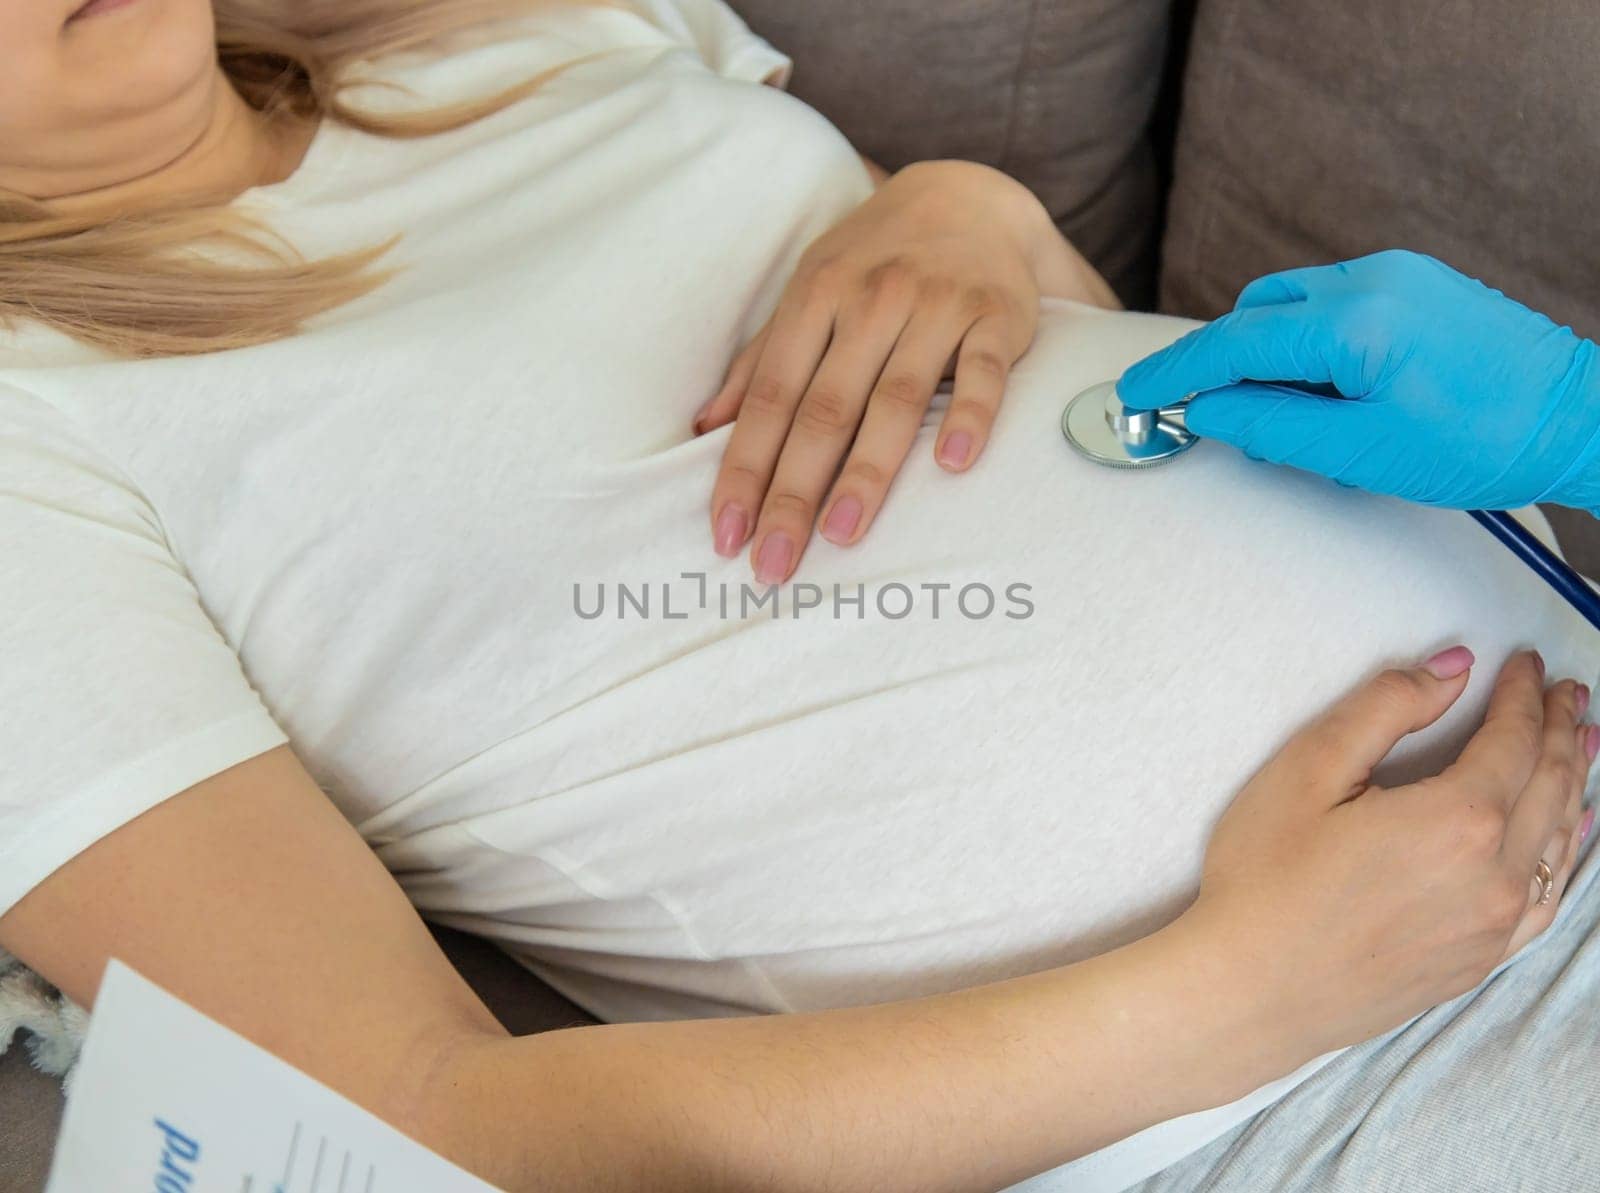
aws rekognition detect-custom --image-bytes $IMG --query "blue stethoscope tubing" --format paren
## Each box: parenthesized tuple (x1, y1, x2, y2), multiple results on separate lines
(1468, 509, 1600, 634)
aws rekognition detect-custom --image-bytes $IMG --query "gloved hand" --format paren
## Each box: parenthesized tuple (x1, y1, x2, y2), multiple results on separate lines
(1117, 250, 1600, 514)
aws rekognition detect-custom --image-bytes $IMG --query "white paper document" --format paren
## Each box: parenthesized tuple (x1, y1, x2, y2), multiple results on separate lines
(46, 960, 502, 1192)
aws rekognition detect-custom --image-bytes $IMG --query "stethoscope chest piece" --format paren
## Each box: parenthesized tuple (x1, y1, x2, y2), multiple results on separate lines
(1061, 381, 1197, 470)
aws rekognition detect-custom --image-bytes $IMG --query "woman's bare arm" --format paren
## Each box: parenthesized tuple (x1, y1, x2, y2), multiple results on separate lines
(0, 743, 1275, 1191)
(1, 652, 1585, 1192)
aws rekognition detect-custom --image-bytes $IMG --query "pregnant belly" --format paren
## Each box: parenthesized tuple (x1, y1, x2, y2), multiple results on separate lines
(386, 301, 1600, 1025)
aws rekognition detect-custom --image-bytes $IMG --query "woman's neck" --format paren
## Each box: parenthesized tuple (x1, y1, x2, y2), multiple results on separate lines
(43, 68, 317, 218)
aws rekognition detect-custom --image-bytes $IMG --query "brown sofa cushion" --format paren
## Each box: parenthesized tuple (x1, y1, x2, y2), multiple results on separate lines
(0, 1051, 59, 1193)
(728, 0, 1174, 308)
(1159, 0, 1600, 574)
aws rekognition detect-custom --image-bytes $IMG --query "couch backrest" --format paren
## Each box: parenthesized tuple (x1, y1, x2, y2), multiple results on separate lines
(727, 0, 1174, 308)
(1161, 0, 1600, 339)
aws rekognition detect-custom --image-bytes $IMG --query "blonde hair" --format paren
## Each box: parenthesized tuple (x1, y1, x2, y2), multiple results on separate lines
(0, 1, 578, 358)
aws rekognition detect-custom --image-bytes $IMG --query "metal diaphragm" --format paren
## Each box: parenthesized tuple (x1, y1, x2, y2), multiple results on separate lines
(1061, 381, 1197, 470)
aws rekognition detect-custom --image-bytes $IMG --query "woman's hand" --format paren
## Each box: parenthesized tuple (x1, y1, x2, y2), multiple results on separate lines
(696, 160, 1118, 584)
(1116, 250, 1600, 515)
(1187, 646, 1596, 1075)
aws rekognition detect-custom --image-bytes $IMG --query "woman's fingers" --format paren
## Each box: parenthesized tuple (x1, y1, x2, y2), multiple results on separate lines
(1268, 647, 1475, 805)
(1501, 678, 1587, 871)
(745, 292, 913, 584)
(1502, 814, 1585, 960)
(1487, 674, 1594, 961)
(820, 301, 1028, 548)
(716, 278, 1029, 576)
(708, 297, 837, 559)
(818, 308, 964, 547)
(706, 245, 1037, 574)
(1442, 651, 1549, 813)
(935, 312, 1020, 473)
(1564, 708, 1593, 826)
(695, 323, 771, 436)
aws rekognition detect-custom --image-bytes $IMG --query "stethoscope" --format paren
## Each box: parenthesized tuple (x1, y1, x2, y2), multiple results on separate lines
(1061, 381, 1600, 633)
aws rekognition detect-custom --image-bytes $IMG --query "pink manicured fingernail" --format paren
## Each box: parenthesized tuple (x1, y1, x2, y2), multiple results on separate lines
(1586, 725, 1599, 763)
(1581, 808, 1595, 844)
(755, 532, 794, 586)
(714, 505, 748, 557)
(1422, 645, 1475, 680)
(1533, 650, 1547, 678)
(822, 496, 862, 544)
(938, 431, 973, 470)
(1579, 685, 1592, 718)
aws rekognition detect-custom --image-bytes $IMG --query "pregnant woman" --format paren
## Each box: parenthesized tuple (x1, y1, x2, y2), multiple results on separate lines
(1, 2, 1595, 1190)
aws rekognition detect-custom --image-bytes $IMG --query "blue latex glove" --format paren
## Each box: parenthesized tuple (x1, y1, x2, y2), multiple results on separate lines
(1117, 250, 1600, 514)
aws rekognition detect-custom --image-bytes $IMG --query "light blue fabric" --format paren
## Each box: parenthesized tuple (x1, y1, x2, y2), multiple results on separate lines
(1129, 831, 1600, 1192)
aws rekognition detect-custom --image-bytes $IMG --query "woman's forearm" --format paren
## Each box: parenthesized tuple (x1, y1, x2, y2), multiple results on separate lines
(418, 914, 1300, 1193)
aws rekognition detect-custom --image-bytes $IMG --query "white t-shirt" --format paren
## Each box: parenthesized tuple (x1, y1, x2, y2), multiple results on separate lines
(5, 4, 1599, 1190)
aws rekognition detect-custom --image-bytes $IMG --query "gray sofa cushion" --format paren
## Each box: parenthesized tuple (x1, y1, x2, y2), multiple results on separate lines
(729, 0, 1174, 308)
(1160, 0, 1600, 339)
